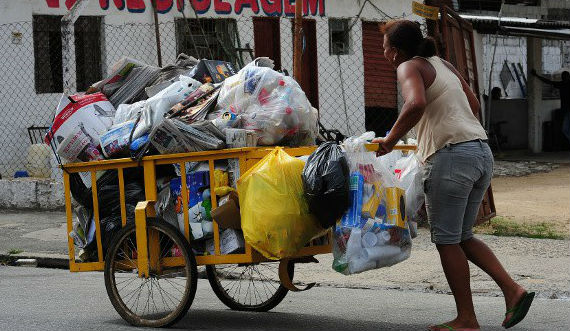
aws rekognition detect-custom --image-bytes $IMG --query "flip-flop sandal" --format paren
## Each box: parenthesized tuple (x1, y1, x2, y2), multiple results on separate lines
(503, 291, 536, 329)
(427, 324, 481, 331)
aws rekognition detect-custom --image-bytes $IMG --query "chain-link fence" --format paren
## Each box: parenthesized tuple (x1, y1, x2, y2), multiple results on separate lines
(0, 14, 426, 180)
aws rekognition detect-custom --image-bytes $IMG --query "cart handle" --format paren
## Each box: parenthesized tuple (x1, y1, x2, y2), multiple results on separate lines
(364, 143, 417, 152)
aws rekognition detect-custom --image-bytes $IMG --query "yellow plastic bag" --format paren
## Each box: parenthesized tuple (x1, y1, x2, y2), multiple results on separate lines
(237, 147, 323, 260)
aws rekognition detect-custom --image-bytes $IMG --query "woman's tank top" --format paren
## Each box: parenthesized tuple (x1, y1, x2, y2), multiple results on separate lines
(414, 56, 488, 162)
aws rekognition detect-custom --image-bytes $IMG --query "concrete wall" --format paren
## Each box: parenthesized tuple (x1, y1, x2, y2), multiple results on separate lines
(481, 35, 567, 116)
(0, 179, 64, 210)
(0, 0, 418, 178)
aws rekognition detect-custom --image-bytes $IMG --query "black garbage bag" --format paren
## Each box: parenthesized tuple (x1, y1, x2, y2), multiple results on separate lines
(70, 168, 146, 260)
(69, 173, 93, 209)
(100, 215, 122, 254)
(302, 142, 350, 228)
(69, 168, 145, 216)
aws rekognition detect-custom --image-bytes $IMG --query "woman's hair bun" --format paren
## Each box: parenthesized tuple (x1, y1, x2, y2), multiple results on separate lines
(417, 36, 437, 57)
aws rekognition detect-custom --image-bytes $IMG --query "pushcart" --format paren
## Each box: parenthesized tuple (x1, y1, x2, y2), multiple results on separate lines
(62, 144, 415, 327)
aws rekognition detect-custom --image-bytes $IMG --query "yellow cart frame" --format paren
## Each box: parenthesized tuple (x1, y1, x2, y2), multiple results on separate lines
(62, 146, 333, 274)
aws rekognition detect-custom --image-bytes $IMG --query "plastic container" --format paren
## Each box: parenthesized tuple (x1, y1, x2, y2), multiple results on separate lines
(26, 144, 51, 178)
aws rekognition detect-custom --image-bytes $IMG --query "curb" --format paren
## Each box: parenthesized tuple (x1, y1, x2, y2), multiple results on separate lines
(0, 253, 69, 269)
(1, 253, 208, 278)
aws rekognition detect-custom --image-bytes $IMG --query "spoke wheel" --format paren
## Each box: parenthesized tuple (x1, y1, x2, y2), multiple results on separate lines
(104, 219, 197, 327)
(206, 261, 293, 312)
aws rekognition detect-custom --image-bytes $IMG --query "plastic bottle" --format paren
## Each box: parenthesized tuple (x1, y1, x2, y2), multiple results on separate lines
(345, 228, 362, 260)
(362, 232, 378, 248)
(341, 172, 364, 228)
(376, 230, 391, 246)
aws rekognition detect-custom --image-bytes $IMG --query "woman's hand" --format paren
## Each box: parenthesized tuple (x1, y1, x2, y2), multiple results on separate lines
(372, 137, 396, 156)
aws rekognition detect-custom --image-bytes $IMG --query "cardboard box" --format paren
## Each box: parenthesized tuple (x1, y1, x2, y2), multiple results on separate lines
(206, 229, 245, 255)
(211, 192, 241, 229)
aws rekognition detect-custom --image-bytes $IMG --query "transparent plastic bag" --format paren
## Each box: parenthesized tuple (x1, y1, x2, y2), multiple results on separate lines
(214, 60, 317, 147)
(237, 147, 324, 260)
(332, 132, 412, 275)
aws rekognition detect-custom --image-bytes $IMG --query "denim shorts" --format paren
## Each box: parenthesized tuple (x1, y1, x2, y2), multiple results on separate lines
(423, 139, 493, 245)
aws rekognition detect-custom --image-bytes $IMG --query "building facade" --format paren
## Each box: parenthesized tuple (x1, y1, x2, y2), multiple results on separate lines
(0, 0, 421, 177)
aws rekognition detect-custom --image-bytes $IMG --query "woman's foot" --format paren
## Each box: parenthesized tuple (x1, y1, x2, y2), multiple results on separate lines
(502, 285, 527, 326)
(428, 317, 480, 331)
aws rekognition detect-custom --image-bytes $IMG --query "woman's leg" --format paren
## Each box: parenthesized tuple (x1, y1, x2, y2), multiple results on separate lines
(460, 238, 526, 324)
(435, 243, 480, 329)
(424, 143, 484, 329)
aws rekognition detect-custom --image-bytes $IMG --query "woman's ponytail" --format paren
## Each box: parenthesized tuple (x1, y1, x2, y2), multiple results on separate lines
(417, 37, 437, 57)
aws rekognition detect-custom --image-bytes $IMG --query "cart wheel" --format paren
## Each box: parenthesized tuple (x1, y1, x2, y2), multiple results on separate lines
(104, 219, 197, 327)
(206, 261, 294, 312)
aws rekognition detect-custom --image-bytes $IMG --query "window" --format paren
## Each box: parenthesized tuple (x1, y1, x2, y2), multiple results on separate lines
(175, 18, 240, 66)
(74, 17, 103, 92)
(329, 19, 350, 56)
(33, 15, 102, 94)
(33, 15, 63, 94)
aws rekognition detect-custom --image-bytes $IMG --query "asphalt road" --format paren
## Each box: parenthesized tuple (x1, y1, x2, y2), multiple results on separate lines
(0, 266, 568, 331)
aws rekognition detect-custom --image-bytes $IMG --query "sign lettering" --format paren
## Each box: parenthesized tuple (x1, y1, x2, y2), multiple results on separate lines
(45, 0, 325, 15)
(260, 0, 281, 16)
(214, 0, 232, 14)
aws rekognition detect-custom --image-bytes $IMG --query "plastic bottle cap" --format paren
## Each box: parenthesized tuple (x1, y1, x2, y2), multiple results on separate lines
(285, 107, 293, 115)
(278, 80, 285, 86)
(378, 231, 391, 242)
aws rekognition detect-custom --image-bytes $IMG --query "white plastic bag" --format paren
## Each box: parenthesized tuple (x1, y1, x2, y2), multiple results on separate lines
(394, 152, 420, 190)
(405, 170, 424, 238)
(112, 75, 202, 139)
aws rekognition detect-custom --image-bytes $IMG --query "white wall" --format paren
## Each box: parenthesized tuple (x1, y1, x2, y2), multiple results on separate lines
(482, 35, 527, 99)
(0, 0, 417, 176)
(481, 33, 569, 145)
(482, 34, 569, 94)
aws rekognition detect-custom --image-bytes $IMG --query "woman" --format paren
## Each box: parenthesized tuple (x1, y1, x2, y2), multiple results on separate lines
(372, 20, 534, 331)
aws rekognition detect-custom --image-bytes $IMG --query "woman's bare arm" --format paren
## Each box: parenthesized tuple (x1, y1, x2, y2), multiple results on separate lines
(373, 61, 427, 154)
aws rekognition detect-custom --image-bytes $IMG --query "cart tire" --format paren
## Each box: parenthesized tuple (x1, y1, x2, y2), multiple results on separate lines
(104, 218, 197, 328)
(206, 261, 294, 312)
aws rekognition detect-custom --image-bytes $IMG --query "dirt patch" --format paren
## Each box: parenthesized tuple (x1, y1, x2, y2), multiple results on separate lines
(490, 165, 570, 234)
(493, 160, 559, 177)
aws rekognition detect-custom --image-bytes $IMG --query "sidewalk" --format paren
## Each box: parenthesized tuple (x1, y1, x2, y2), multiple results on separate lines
(1, 210, 568, 299)
(494, 150, 570, 164)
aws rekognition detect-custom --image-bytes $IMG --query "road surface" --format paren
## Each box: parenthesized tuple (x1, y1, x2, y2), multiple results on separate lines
(0, 266, 568, 330)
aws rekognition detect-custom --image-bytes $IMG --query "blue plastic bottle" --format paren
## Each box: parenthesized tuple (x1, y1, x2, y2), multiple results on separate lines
(341, 172, 364, 228)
